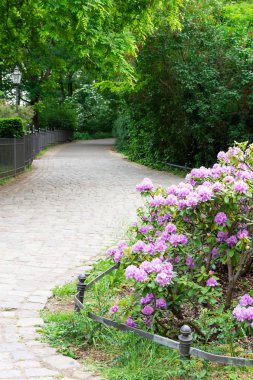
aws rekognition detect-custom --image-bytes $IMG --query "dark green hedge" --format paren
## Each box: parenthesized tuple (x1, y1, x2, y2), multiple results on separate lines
(0, 117, 25, 138)
(114, 1, 253, 167)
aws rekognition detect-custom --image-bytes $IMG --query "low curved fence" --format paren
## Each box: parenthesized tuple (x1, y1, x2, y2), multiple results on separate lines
(0, 129, 73, 179)
(74, 265, 253, 368)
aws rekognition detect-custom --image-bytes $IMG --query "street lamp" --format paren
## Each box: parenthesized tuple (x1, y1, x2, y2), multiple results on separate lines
(11, 66, 22, 113)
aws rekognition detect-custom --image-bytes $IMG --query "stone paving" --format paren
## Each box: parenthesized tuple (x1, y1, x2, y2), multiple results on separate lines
(0, 139, 180, 379)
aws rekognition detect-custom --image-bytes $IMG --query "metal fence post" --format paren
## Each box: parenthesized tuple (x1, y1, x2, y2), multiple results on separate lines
(13, 136, 16, 176)
(179, 325, 193, 360)
(75, 274, 87, 312)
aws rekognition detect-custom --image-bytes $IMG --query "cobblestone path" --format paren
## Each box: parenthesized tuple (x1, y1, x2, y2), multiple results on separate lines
(0, 139, 180, 379)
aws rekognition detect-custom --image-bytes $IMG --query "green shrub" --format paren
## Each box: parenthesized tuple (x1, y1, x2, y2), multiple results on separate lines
(113, 109, 131, 151)
(115, 0, 253, 167)
(0, 100, 34, 127)
(0, 117, 25, 138)
(38, 102, 76, 130)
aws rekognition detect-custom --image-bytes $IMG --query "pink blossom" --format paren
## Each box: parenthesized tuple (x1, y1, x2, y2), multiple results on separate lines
(156, 298, 167, 309)
(125, 265, 138, 279)
(226, 235, 237, 247)
(234, 181, 248, 193)
(134, 268, 148, 282)
(239, 294, 253, 307)
(186, 256, 194, 268)
(166, 194, 178, 206)
(114, 250, 123, 263)
(155, 271, 173, 287)
(217, 151, 229, 162)
(125, 316, 137, 328)
(118, 240, 128, 250)
(154, 240, 167, 252)
(140, 293, 155, 305)
(150, 195, 167, 207)
(141, 305, 154, 315)
(109, 305, 119, 314)
(144, 243, 155, 255)
(237, 229, 249, 240)
(132, 240, 146, 253)
(167, 185, 178, 195)
(136, 178, 154, 192)
(140, 261, 153, 274)
(169, 234, 188, 247)
(217, 231, 228, 242)
(214, 212, 227, 226)
(206, 277, 218, 287)
(196, 185, 213, 202)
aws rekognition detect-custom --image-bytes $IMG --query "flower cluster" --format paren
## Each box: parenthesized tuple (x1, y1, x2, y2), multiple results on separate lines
(125, 258, 173, 287)
(233, 294, 253, 328)
(106, 143, 253, 332)
(106, 240, 128, 263)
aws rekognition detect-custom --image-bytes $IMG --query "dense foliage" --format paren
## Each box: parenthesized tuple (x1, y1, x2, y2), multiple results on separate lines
(38, 101, 76, 131)
(114, 0, 253, 166)
(0, 117, 25, 138)
(0, 0, 181, 128)
(69, 85, 114, 136)
(106, 142, 253, 339)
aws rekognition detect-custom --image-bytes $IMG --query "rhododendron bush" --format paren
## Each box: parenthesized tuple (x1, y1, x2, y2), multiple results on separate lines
(106, 142, 253, 336)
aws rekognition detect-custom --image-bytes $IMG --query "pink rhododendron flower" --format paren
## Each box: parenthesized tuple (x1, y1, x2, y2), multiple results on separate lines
(169, 234, 188, 246)
(132, 240, 146, 253)
(226, 235, 237, 247)
(156, 298, 167, 309)
(150, 195, 167, 207)
(211, 247, 219, 257)
(239, 294, 253, 307)
(136, 178, 154, 192)
(217, 151, 229, 162)
(206, 277, 218, 287)
(237, 229, 249, 240)
(196, 185, 213, 202)
(144, 243, 155, 255)
(166, 194, 178, 205)
(234, 181, 248, 193)
(109, 305, 119, 314)
(118, 240, 128, 250)
(154, 240, 167, 252)
(140, 293, 155, 305)
(186, 256, 194, 268)
(155, 271, 173, 287)
(217, 231, 228, 242)
(125, 316, 137, 328)
(125, 265, 138, 279)
(114, 250, 123, 263)
(167, 185, 178, 195)
(215, 212, 227, 226)
(140, 261, 153, 274)
(141, 305, 154, 315)
(165, 223, 177, 233)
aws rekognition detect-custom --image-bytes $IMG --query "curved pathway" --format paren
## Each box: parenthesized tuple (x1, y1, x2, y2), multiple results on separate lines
(0, 139, 180, 379)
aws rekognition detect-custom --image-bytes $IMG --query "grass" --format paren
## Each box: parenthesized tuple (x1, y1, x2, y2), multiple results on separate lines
(116, 148, 187, 178)
(0, 164, 32, 186)
(40, 259, 253, 380)
(0, 176, 14, 186)
(36, 145, 53, 158)
(73, 131, 113, 140)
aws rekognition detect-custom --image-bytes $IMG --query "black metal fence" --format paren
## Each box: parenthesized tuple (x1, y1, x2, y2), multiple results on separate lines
(0, 129, 73, 179)
(74, 266, 253, 368)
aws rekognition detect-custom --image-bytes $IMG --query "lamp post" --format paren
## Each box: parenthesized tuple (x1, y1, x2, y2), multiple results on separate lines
(11, 66, 22, 113)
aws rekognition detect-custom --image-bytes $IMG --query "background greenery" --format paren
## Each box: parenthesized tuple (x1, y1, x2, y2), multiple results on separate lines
(113, 0, 253, 166)
(0, 1, 252, 163)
